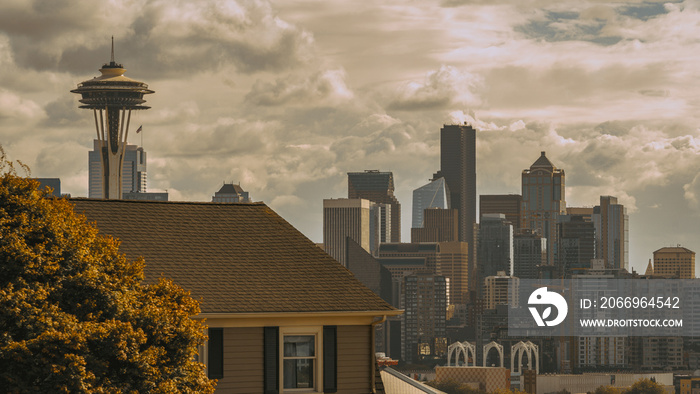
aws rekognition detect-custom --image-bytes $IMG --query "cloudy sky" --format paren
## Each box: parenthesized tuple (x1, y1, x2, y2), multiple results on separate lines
(2, 0, 699, 273)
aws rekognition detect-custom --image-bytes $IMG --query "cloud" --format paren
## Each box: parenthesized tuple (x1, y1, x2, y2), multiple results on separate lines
(0, 0, 315, 77)
(388, 65, 484, 111)
(0, 89, 45, 121)
(245, 68, 353, 106)
(684, 173, 700, 213)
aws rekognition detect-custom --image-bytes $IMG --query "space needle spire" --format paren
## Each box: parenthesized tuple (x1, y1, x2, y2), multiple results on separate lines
(71, 39, 154, 199)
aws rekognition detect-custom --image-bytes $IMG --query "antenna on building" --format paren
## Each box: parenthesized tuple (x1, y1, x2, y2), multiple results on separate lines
(111, 36, 115, 63)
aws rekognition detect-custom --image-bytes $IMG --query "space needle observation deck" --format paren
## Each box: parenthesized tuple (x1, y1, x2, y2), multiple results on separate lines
(71, 39, 154, 199)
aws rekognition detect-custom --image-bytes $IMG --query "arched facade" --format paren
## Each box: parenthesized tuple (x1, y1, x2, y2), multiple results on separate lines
(447, 341, 476, 366)
(483, 341, 504, 367)
(511, 341, 539, 374)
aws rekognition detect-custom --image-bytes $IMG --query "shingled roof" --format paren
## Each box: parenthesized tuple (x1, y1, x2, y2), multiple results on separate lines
(71, 199, 396, 315)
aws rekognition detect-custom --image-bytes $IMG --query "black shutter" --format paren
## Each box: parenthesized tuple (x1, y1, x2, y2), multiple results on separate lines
(264, 326, 279, 394)
(323, 325, 337, 393)
(207, 328, 224, 379)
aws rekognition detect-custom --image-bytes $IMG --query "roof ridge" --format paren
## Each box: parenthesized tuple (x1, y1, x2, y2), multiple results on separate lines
(70, 197, 264, 206)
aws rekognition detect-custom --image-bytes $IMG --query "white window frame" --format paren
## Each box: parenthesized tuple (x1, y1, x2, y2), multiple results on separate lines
(279, 326, 324, 393)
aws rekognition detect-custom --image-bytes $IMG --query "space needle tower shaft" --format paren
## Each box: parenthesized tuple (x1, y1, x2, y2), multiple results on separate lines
(71, 38, 154, 199)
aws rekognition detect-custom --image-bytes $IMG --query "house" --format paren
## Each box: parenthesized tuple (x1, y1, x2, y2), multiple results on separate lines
(71, 199, 401, 393)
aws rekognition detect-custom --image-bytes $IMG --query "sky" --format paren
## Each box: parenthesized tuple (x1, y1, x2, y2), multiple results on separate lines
(1, 0, 700, 274)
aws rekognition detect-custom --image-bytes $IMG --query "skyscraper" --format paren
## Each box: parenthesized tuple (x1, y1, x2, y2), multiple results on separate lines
(323, 198, 379, 266)
(521, 151, 566, 265)
(348, 170, 401, 243)
(437, 241, 470, 305)
(72, 40, 154, 199)
(477, 214, 514, 286)
(557, 214, 596, 276)
(593, 196, 628, 270)
(88, 140, 147, 198)
(403, 272, 447, 363)
(411, 208, 458, 243)
(434, 124, 476, 245)
(480, 194, 522, 230)
(412, 177, 450, 228)
(212, 183, 251, 203)
(513, 229, 547, 279)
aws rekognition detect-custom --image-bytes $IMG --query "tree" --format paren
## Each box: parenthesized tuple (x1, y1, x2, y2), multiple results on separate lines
(0, 152, 215, 392)
(592, 385, 622, 394)
(625, 378, 664, 394)
(425, 379, 486, 394)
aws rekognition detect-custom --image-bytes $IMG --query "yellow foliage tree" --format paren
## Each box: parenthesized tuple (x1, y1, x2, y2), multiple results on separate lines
(0, 151, 215, 392)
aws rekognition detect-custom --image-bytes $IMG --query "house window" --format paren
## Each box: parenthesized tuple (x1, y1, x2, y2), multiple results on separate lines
(283, 335, 316, 389)
(265, 326, 336, 393)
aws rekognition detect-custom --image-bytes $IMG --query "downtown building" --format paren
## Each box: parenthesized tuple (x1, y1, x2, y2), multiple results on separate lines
(212, 183, 251, 203)
(513, 229, 547, 279)
(480, 194, 522, 231)
(477, 214, 514, 280)
(348, 170, 401, 243)
(593, 196, 629, 271)
(433, 124, 477, 266)
(557, 213, 596, 276)
(89, 140, 147, 198)
(322, 198, 380, 266)
(412, 177, 450, 229)
(652, 246, 696, 279)
(402, 272, 447, 363)
(411, 208, 458, 243)
(521, 151, 566, 265)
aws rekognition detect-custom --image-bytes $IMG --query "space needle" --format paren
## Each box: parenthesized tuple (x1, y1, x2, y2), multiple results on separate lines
(71, 39, 154, 199)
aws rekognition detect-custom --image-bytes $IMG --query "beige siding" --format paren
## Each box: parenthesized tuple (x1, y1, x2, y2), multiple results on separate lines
(215, 327, 264, 393)
(210, 324, 373, 393)
(337, 325, 372, 394)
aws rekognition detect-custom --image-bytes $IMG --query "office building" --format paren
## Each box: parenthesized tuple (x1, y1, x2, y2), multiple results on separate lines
(323, 198, 378, 266)
(89, 140, 148, 198)
(557, 214, 596, 276)
(433, 124, 476, 249)
(345, 238, 393, 304)
(412, 177, 450, 228)
(628, 337, 683, 369)
(513, 229, 547, 279)
(377, 243, 440, 274)
(212, 183, 251, 203)
(411, 208, 458, 243)
(345, 238, 395, 355)
(593, 196, 628, 270)
(483, 272, 519, 309)
(521, 151, 566, 265)
(34, 178, 61, 197)
(436, 241, 470, 305)
(653, 246, 695, 279)
(73, 43, 154, 199)
(403, 272, 447, 363)
(480, 194, 522, 230)
(377, 242, 468, 306)
(348, 170, 401, 242)
(477, 214, 514, 283)
(122, 191, 168, 201)
(578, 337, 626, 369)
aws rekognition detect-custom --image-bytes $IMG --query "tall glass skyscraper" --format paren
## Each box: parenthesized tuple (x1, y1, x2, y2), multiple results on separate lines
(412, 177, 450, 228)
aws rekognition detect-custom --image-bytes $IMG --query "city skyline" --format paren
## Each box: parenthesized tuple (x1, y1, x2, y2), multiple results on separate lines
(1, 1, 700, 273)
